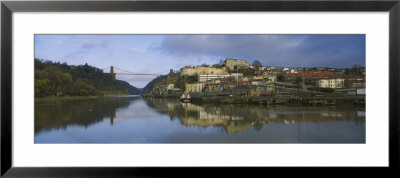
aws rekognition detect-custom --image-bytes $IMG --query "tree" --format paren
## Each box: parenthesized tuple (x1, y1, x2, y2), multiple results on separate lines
(277, 73, 284, 82)
(79, 89, 89, 96)
(34, 59, 130, 97)
(200, 63, 209, 67)
(184, 75, 198, 84)
(252, 60, 262, 70)
(35, 79, 50, 97)
(212, 64, 222, 68)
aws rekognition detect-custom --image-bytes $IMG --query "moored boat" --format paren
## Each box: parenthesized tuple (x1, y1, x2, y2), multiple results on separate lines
(180, 93, 192, 102)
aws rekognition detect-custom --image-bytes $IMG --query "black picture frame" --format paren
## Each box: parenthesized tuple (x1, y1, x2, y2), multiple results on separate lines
(1, 0, 399, 177)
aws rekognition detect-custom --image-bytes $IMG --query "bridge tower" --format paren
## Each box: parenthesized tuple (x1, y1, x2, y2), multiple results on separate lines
(110, 66, 116, 80)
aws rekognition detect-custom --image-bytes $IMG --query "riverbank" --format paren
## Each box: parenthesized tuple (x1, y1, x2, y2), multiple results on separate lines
(35, 95, 102, 102)
(194, 96, 365, 106)
(142, 94, 365, 106)
(35, 94, 133, 102)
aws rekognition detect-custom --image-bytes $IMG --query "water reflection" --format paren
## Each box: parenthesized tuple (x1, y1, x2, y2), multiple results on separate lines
(143, 98, 365, 134)
(35, 96, 137, 134)
(35, 96, 365, 143)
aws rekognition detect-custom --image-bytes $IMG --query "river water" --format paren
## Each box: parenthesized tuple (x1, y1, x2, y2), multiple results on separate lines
(34, 95, 365, 143)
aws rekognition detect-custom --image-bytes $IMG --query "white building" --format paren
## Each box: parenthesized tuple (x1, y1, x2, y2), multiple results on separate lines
(198, 74, 230, 82)
(316, 78, 345, 89)
(230, 73, 243, 78)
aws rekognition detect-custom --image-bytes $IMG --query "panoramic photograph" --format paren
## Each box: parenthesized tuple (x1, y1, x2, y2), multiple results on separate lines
(34, 34, 365, 143)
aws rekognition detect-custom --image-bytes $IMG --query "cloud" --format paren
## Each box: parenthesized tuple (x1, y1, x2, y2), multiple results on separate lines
(80, 39, 108, 50)
(35, 34, 366, 88)
(154, 34, 365, 68)
(155, 35, 304, 61)
(128, 47, 147, 53)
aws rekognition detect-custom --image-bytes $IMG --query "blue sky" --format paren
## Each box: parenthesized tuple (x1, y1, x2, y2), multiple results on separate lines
(35, 34, 365, 88)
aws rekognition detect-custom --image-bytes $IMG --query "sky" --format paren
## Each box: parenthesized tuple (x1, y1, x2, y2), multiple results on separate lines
(34, 34, 365, 88)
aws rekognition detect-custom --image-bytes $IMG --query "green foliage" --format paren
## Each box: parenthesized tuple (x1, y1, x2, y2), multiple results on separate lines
(211, 64, 222, 68)
(143, 75, 168, 93)
(118, 80, 143, 95)
(34, 58, 136, 97)
(344, 64, 364, 76)
(143, 72, 197, 93)
(295, 77, 304, 86)
(227, 67, 256, 77)
(35, 79, 50, 97)
(276, 73, 285, 82)
(252, 60, 262, 70)
(79, 89, 89, 96)
(184, 75, 198, 84)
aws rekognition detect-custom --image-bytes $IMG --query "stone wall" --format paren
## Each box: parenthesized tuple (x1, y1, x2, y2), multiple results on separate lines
(225, 59, 250, 70)
(181, 66, 228, 76)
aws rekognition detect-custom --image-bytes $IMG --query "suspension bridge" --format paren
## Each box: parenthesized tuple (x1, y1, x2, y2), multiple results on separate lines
(102, 66, 166, 80)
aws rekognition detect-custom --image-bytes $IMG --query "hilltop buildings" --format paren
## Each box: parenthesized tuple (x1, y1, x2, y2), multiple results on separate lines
(198, 74, 231, 82)
(224, 58, 250, 70)
(180, 66, 228, 76)
(151, 58, 365, 97)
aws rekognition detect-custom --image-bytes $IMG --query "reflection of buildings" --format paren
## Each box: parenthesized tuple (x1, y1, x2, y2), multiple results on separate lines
(143, 98, 365, 134)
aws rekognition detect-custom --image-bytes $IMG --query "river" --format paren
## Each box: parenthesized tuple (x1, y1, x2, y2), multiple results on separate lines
(34, 95, 365, 143)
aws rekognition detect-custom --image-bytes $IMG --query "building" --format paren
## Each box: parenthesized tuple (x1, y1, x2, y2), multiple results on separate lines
(221, 82, 235, 91)
(316, 78, 345, 88)
(285, 72, 335, 81)
(168, 88, 183, 95)
(252, 76, 264, 81)
(198, 74, 230, 82)
(232, 85, 257, 96)
(185, 83, 204, 93)
(224, 58, 250, 70)
(167, 84, 174, 90)
(265, 75, 276, 82)
(238, 81, 251, 86)
(342, 76, 365, 88)
(251, 81, 263, 86)
(230, 73, 243, 78)
(153, 84, 169, 95)
(180, 66, 228, 76)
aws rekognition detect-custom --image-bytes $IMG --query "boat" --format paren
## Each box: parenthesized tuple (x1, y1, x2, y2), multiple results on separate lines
(180, 93, 192, 102)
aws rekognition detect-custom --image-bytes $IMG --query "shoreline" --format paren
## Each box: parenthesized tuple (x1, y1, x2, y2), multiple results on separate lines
(141, 94, 365, 106)
(34, 95, 123, 102)
(36, 94, 365, 106)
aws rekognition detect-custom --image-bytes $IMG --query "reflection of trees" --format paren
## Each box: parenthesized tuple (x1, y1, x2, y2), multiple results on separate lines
(35, 97, 136, 134)
(143, 98, 365, 134)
